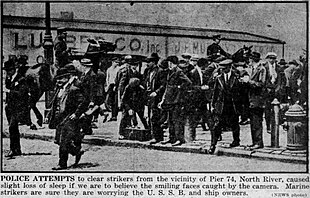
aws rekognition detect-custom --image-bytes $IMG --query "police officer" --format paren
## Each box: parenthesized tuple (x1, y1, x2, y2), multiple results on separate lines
(207, 35, 229, 61)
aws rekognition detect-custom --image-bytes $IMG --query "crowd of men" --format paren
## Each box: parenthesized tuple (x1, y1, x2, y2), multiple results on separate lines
(3, 29, 307, 170)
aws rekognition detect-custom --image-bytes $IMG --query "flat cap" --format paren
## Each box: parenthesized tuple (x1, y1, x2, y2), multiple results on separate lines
(265, 52, 277, 59)
(167, 56, 179, 65)
(80, 58, 93, 66)
(190, 54, 199, 61)
(218, 59, 233, 66)
(181, 53, 191, 59)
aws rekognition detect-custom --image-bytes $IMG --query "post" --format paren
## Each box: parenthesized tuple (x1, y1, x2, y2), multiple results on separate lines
(271, 98, 280, 148)
(43, 2, 54, 121)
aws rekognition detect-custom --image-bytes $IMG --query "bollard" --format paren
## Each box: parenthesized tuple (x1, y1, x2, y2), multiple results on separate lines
(271, 98, 280, 148)
(285, 103, 307, 150)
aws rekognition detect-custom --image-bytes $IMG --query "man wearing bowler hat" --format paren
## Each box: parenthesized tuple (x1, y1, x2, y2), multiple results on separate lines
(208, 59, 242, 154)
(3, 59, 30, 157)
(207, 34, 229, 61)
(49, 65, 88, 170)
(54, 27, 70, 68)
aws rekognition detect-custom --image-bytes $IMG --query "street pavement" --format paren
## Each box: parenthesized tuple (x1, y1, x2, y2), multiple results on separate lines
(2, 138, 307, 172)
(1, 101, 308, 166)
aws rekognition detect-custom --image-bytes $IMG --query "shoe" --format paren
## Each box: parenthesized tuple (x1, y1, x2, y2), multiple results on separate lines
(74, 150, 85, 165)
(229, 142, 240, 147)
(102, 114, 109, 123)
(218, 134, 222, 141)
(239, 119, 250, 125)
(108, 117, 117, 122)
(119, 135, 125, 140)
(91, 122, 98, 129)
(149, 139, 160, 145)
(52, 165, 67, 170)
(250, 144, 264, 149)
(5, 150, 21, 157)
(160, 139, 174, 145)
(208, 145, 216, 154)
(15, 149, 22, 155)
(171, 140, 182, 146)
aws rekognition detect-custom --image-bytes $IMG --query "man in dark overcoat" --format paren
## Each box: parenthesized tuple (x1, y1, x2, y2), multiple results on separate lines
(208, 59, 242, 154)
(3, 59, 29, 157)
(159, 58, 192, 146)
(243, 52, 267, 149)
(49, 66, 88, 170)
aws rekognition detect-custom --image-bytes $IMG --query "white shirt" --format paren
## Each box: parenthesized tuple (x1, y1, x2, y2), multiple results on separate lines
(268, 62, 277, 84)
(195, 66, 203, 85)
(105, 65, 120, 91)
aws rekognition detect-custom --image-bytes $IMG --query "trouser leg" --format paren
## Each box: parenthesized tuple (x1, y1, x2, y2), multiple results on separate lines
(119, 111, 130, 136)
(188, 108, 199, 142)
(173, 105, 185, 143)
(150, 107, 163, 141)
(230, 115, 240, 143)
(250, 107, 264, 147)
(9, 115, 21, 152)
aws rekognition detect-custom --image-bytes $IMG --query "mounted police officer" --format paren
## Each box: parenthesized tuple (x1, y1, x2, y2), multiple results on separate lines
(207, 34, 230, 62)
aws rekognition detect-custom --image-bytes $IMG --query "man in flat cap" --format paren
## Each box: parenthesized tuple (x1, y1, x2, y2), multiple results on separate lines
(159, 56, 192, 146)
(187, 56, 211, 141)
(54, 27, 70, 68)
(207, 34, 229, 62)
(262, 52, 281, 134)
(143, 53, 168, 144)
(49, 66, 88, 170)
(208, 59, 242, 154)
(242, 52, 267, 150)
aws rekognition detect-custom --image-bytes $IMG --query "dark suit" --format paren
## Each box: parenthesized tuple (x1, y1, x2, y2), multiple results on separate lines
(162, 67, 192, 143)
(144, 65, 168, 141)
(247, 63, 267, 147)
(5, 70, 29, 154)
(49, 82, 88, 167)
(211, 70, 241, 146)
(263, 62, 281, 131)
(187, 67, 211, 141)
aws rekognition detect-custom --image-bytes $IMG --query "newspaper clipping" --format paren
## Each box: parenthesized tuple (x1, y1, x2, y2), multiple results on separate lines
(1, 1, 309, 198)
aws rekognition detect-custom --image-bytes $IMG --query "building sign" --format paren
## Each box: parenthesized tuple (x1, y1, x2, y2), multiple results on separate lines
(3, 28, 284, 65)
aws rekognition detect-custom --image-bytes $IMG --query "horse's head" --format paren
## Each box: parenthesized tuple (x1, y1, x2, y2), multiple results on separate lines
(232, 45, 253, 63)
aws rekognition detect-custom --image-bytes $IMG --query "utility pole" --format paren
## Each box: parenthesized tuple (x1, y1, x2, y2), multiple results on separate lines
(43, 2, 54, 120)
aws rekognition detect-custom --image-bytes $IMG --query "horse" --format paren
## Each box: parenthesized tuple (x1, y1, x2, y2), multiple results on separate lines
(231, 45, 253, 63)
